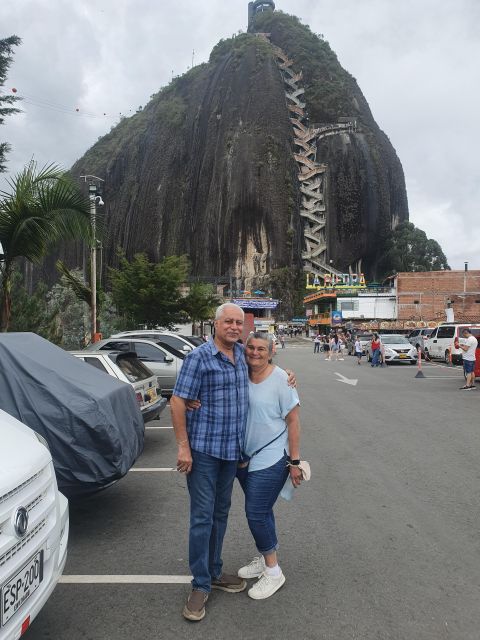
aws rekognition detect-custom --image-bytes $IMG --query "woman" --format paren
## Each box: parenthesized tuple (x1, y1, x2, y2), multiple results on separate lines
(354, 335, 363, 365)
(330, 334, 340, 361)
(237, 332, 302, 600)
(371, 333, 381, 367)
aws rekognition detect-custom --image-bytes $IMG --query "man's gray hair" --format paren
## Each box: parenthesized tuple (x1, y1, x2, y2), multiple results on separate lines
(215, 302, 245, 320)
(246, 331, 274, 355)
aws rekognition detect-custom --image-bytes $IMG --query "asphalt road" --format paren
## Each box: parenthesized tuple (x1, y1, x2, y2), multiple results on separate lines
(28, 340, 480, 640)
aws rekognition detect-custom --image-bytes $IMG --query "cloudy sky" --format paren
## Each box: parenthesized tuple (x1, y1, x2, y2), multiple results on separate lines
(1, 0, 479, 269)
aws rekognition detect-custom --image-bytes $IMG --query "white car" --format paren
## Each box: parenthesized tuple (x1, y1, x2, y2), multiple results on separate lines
(70, 351, 167, 423)
(0, 409, 69, 639)
(110, 331, 194, 355)
(367, 334, 418, 364)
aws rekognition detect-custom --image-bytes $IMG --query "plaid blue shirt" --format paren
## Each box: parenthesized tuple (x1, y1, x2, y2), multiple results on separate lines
(172, 338, 249, 460)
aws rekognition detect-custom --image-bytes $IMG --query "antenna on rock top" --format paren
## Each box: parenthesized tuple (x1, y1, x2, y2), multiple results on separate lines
(248, 0, 276, 31)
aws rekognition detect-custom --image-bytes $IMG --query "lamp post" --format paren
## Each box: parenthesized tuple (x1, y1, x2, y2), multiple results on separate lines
(80, 175, 104, 343)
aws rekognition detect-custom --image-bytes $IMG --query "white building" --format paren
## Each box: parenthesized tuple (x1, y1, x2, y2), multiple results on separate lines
(336, 290, 397, 321)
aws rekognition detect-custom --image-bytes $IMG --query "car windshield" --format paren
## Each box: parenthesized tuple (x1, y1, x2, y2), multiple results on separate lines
(110, 354, 152, 382)
(381, 335, 410, 345)
(154, 340, 185, 360)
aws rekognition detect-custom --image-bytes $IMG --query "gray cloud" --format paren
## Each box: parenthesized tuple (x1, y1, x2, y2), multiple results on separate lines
(1, 0, 479, 268)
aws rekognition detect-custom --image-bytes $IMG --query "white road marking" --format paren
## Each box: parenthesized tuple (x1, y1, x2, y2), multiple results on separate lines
(418, 376, 467, 380)
(145, 426, 173, 430)
(59, 575, 191, 584)
(334, 372, 358, 386)
(129, 467, 176, 472)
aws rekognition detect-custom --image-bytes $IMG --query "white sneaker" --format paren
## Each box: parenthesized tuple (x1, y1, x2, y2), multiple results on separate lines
(238, 556, 266, 579)
(247, 571, 286, 600)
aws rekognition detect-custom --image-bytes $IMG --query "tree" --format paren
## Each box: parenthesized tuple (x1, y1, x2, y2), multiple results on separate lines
(8, 268, 61, 342)
(378, 222, 450, 277)
(109, 253, 189, 329)
(267, 267, 306, 321)
(0, 161, 92, 331)
(0, 36, 21, 173)
(181, 282, 221, 335)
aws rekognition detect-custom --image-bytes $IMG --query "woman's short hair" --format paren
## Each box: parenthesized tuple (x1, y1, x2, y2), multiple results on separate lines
(246, 331, 274, 355)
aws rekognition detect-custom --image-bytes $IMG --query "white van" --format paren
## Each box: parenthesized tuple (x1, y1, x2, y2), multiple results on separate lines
(0, 409, 69, 639)
(424, 324, 480, 364)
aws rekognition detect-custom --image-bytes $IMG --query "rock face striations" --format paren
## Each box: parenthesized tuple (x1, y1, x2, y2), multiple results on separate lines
(70, 8, 408, 285)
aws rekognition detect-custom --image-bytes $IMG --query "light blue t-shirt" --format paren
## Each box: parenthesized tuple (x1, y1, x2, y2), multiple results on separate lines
(244, 366, 300, 472)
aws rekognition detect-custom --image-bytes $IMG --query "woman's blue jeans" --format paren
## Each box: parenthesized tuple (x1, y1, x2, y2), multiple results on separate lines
(372, 348, 380, 366)
(237, 454, 289, 555)
(187, 450, 238, 593)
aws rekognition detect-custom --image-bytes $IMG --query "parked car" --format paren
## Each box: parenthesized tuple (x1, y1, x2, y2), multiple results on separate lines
(182, 335, 205, 347)
(424, 324, 480, 364)
(88, 338, 183, 395)
(348, 333, 373, 355)
(0, 408, 69, 640)
(367, 334, 417, 364)
(71, 350, 167, 423)
(110, 330, 195, 355)
(407, 328, 434, 352)
(0, 333, 144, 499)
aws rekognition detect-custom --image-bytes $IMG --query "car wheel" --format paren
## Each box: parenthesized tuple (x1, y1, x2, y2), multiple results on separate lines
(367, 353, 372, 362)
(444, 350, 450, 364)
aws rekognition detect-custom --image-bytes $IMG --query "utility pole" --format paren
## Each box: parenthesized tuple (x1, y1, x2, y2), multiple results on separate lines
(80, 175, 104, 344)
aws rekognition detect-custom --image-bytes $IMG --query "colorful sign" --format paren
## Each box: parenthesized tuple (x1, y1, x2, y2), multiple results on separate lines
(233, 298, 279, 309)
(331, 310, 343, 325)
(306, 272, 366, 290)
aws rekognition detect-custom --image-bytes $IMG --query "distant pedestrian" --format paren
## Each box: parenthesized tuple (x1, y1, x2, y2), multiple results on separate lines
(354, 336, 362, 365)
(371, 333, 381, 367)
(280, 334, 286, 349)
(458, 328, 478, 390)
(330, 334, 340, 361)
(323, 337, 331, 360)
(313, 334, 321, 354)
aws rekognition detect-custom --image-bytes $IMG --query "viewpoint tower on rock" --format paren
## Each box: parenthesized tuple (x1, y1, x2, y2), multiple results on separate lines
(248, 1, 275, 30)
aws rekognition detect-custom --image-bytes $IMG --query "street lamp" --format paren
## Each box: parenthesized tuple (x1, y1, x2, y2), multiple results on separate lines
(80, 175, 104, 343)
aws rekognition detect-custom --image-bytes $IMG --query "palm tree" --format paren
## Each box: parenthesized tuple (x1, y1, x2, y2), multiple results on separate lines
(0, 161, 92, 331)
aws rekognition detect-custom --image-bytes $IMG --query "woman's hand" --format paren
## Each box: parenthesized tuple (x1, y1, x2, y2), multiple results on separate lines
(285, 368, 297, 388)
(185, 399, 201, 411)
(289, 464, 303, 487)
(177, 442, 193, 474)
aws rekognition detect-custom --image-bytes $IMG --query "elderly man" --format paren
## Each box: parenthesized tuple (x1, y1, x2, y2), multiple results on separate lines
(170, 303, 249, 621)
(458, 327, 478, 390)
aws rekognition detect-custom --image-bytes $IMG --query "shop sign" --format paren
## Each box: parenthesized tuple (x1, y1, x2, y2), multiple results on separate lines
(306, 272, 366, 290)
(233, 298, 279, 309)
(331, 310, 343, 325)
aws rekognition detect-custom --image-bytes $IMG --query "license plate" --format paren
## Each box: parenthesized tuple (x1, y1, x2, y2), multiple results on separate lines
(1, 550, 44, 626)
(146, 388, 157, 402)
(399, 354, 407, 358)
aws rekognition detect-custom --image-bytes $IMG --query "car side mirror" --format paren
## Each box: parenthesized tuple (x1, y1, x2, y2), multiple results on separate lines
(165, 355, 174, 363)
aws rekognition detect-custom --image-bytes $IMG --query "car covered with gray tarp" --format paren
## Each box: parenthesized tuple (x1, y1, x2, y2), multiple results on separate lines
(0, 333, 144, 498)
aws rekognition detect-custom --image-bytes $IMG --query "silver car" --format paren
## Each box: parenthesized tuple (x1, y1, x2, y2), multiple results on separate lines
(71, 350, 167, 422)
(407, 328, 433, 352)
(367, 334, 418, 364)
(110, 330, 194, 355)
(86, 338, 183, 395)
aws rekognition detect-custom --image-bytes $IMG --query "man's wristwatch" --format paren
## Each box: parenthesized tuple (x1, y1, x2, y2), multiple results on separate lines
(288, 458, 300, 466)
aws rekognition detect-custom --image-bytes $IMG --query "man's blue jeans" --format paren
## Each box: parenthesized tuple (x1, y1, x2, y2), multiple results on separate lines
(372, 348, 380, 366)
(237, 454, 289, 555)
(186, 450, 238, 593)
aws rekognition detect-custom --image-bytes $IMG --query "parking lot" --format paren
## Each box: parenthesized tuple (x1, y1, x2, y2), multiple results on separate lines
(27, 342, 480, 640)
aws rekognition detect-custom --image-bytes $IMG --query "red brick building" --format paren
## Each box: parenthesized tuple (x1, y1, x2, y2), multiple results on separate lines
(395, 270, 480, 325)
